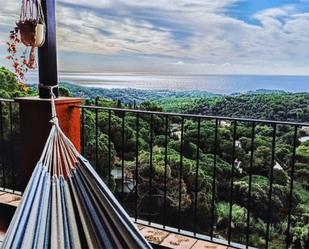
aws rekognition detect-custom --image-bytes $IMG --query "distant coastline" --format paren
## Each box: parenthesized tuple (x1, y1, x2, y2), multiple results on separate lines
(25, 72, 309, 95)
(42, 82, 307, 106)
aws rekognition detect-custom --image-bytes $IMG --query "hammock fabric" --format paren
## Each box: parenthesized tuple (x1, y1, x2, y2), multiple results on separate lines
(2, 91, 152, 249)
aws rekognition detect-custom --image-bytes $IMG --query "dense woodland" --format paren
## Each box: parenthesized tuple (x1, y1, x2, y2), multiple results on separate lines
(62, 82, 309, 123)
(1, 67, 309, 248)
(156, 94, 309, 123)
(82, 99, 309, 249)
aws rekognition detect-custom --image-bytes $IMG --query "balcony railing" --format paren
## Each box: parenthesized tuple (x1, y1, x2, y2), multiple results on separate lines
(0, 99, 20, 193)
(1, 98, 308, 249)
(76, 103, 309, 249)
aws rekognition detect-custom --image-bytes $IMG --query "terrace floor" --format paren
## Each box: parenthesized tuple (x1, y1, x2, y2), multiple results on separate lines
(137, 224, 233, 249)
(0, 190, 233, 249)
(0, 191, 21, 207)
(0, 191, 22, 247)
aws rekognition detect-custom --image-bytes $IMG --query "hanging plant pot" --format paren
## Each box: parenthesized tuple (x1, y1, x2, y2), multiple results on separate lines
(17, 20, 45, 47)
(18, 20, 36, 46)
(18, 0, 46, 48)
(6, 0, 46, 82)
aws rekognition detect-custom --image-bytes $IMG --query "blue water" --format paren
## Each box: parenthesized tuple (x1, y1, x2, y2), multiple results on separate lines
(27, 72, 309, 94)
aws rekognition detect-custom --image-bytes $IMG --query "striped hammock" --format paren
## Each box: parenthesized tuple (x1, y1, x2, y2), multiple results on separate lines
(2, 91, 152, 249)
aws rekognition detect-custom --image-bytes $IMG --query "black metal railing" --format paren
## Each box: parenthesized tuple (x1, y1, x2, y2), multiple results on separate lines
(0, 99, 20, 193)
(1, 99, 308, 248)
(76, 104, 309, 249)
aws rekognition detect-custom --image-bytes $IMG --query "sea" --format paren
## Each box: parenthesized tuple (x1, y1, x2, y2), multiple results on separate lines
(26, 72, 309, 95)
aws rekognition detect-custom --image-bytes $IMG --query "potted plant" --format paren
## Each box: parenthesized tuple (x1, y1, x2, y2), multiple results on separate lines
(7, 0, 45, 84)
(18, 19, 45, 47)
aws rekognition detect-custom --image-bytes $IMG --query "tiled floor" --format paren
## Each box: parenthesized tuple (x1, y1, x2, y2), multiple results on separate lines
(138, 225, 233, 249)
(0, 191, 233, 249)
(0, 191, 22, 247)
(0, 191, 21, 207)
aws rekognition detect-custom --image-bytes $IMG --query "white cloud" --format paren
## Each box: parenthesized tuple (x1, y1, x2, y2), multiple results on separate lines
(56, 7, 183, 56)
(59, 0, 111, 8)
(0, 0, 309, 74)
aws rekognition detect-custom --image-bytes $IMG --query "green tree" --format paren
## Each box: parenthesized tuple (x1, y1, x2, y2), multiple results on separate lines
(0, 67, 33, 98)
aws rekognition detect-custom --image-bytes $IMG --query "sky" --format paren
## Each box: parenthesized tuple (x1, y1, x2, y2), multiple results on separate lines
(1, 0, 309, 75)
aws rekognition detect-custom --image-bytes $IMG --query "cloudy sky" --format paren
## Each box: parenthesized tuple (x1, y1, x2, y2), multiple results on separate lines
(1, 0, 309, 75)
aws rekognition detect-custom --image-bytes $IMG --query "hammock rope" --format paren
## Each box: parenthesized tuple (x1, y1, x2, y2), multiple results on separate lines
(2, 89, 152, 249)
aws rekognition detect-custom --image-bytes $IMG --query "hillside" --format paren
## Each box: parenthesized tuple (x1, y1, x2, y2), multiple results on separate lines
(59, 82, 219, 103)
(59, 82, 309, 122)
(156, 93, 309, 122)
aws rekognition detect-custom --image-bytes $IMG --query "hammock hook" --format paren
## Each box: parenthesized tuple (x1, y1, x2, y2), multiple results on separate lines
(39, 83, 59, 127)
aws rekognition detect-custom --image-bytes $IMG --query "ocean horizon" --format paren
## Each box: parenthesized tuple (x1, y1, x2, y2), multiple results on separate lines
(26, 72, 309, 95)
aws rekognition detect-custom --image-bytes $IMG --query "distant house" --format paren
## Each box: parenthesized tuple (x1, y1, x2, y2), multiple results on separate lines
(111, 167, 136, 193)
(235, 140, 242, 148)
(299, 136, 309, 143)
(220, 121, 231, 127)
(170, 123, 181, 139)
(170, 123, 179, 131)
(300, 126, 309, 133)
(235, 159, 242, 174)
(274, 161, 284, 171)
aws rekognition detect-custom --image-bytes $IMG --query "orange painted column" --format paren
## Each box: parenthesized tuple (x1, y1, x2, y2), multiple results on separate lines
(15, 97, 82, 190)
